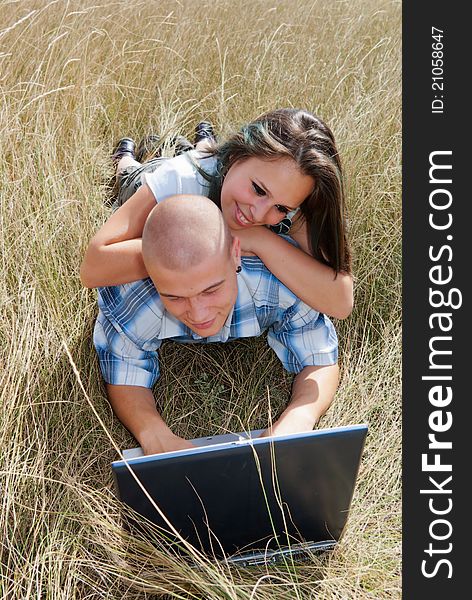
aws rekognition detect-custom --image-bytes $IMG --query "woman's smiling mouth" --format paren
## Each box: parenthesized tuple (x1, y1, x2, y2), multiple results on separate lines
(235, 203, 253, 226)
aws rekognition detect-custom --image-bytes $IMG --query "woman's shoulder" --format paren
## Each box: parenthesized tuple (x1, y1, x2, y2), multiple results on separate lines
(144, 150, 217, 200)
(180, 150, 218, 194)
(186, 149, 218, 178)
(163, 149, 217, 174)
(163, 149, 217, 184)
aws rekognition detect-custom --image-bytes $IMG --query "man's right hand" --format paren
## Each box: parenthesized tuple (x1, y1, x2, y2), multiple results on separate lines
(140, 430, 195, 456)
(106, 384, 196, 456)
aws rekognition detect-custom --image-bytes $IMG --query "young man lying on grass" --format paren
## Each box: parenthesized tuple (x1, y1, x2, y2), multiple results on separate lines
(92, 195, 339, 455)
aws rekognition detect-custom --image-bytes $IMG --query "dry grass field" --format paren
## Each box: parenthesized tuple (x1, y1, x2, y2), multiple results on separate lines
(0, 0, 401, 597)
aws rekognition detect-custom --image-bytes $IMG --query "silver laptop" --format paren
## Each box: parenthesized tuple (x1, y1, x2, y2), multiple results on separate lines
(112, 424, 368, 565)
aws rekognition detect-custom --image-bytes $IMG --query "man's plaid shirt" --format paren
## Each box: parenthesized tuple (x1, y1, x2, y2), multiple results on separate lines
(94, 256, 338, 388)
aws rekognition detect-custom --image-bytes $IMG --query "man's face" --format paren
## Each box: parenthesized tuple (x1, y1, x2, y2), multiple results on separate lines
(150, 240, 240, 337)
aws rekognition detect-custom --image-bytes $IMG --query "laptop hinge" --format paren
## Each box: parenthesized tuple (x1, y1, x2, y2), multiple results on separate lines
(226, 540, 337, 566)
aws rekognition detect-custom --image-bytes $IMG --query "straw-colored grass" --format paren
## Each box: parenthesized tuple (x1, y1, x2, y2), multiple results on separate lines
(0, 0, 401, 597)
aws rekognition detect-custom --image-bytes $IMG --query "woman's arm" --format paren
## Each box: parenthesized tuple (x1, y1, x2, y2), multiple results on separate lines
(235, 224, 353, 319)
(80, 184, 156, 288)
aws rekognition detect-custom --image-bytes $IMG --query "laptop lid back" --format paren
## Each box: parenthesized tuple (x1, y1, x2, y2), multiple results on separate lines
(112, 425, 367, 559)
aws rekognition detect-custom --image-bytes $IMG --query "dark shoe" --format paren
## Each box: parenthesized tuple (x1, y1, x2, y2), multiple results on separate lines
(111, 137, 135, 165)
(194, 121, 216, 144)
(136, 134, 162, 163)
(171, 135, 194, 156)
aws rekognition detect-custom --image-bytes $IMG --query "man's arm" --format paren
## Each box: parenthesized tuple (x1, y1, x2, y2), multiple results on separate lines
(94, 298, 193, 455)
(107, 384, 194, 455)
(263, 290, 340, 437)
(260, 364, 339, 437)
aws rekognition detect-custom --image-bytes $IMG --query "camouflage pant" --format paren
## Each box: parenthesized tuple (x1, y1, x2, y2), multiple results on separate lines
(112, 157, 166, 211)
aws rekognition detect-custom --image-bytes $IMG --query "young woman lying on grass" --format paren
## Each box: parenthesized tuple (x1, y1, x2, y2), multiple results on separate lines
(80, 108, 353, 320)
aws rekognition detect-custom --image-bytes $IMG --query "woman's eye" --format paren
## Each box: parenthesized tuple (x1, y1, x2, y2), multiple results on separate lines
(252, 182, 265, 196)
(275, 204, 289, 215)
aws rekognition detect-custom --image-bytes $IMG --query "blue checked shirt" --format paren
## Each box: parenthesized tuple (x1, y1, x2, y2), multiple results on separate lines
(93, 256, 338, 388)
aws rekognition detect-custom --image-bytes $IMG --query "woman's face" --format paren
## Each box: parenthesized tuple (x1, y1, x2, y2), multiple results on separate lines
(220, 156, 314, 230)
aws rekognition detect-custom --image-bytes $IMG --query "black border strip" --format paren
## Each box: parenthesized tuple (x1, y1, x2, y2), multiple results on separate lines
(403, 3, 468, 596)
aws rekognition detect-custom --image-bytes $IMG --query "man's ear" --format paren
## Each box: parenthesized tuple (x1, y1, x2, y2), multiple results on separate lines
(230, 236, 241, 268)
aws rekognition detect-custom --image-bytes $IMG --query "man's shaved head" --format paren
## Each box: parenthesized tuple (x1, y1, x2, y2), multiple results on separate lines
(142, 194, 240, 338)
(142, 195, 232, 273)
